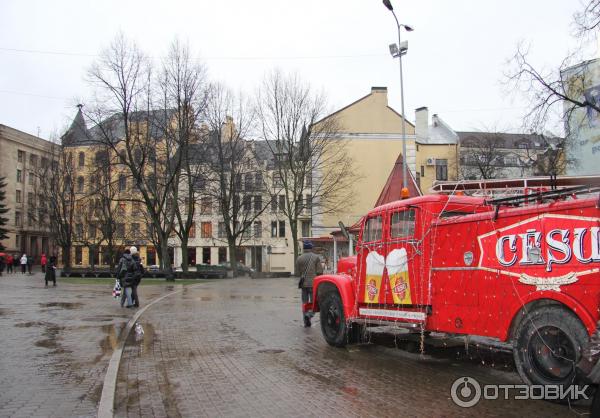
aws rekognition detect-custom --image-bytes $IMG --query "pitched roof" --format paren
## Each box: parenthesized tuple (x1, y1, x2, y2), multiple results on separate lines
(61, 106, 88, 146)
(456, 131, 557, 150)
(374, 153, 422, 207)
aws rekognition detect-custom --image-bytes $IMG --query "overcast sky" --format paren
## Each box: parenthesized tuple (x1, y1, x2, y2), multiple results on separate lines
(0, 0, 591, 140)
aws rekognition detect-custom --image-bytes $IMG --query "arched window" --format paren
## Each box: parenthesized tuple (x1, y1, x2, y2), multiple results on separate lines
(78, 152, 85, 167)
(77, 176, 84, 193)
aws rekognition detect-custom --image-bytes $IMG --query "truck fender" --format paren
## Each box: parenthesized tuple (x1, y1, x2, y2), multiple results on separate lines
(502, 291, 596, 341)
(313, 274, 357, 319)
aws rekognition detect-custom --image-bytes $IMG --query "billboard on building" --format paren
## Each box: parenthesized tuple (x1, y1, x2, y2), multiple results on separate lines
(562, 58, 600, 175)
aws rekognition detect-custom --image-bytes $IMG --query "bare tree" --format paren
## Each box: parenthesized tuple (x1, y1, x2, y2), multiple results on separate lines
(36, 143, 75, 268)
(85, 34, 182, 277)
(157, 39, 208, 272)
(201, 84, 269, 275)
(459, 132, 506, 180)
(505, 1, 600, 136)
(255, 70, 356, 271)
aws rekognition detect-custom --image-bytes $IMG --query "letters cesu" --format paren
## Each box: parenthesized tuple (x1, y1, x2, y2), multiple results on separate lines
(495, 226, 600, 272)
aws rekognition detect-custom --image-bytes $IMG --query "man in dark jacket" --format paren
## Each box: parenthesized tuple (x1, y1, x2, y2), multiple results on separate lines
(296, 241, 323, 327)
(44, 256, 57, 287)
(116, 249, 134, 308)
(129, 246, 144, 308)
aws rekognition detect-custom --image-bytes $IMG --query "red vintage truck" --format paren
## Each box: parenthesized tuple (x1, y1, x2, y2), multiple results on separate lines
(310, 186, 600, 388)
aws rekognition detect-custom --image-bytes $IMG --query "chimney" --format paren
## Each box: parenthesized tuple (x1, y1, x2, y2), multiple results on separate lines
(371, 86, 388, 105)
(415, 107, 429, 142)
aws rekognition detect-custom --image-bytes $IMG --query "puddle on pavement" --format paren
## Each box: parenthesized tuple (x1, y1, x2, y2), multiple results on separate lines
(15, 321, 47, 328)
(200, 296, 213, 301)
(0, 308, 12, 316)
(81, 315, 118, 322)
(39, 302, 84, 309)
(165, 285, 175, 291)
(257, 348, 285, 354)
(92, 322, 128, 364)
(35, 339, 58, 349)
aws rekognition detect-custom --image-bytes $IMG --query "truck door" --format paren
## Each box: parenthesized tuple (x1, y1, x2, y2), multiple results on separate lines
(357, 213, 386, 304)
(384, 207, 423, 306)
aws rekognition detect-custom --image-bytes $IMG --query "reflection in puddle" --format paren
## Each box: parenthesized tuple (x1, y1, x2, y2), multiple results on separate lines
(39, 302, 83, 309)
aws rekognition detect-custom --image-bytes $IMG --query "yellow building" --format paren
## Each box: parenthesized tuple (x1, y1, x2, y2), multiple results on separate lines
(313, 87, 416, 236)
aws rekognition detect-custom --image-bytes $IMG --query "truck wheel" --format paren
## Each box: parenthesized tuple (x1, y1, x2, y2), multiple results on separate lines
(513, 306, 588, 388)
(320, 291, 348, 347)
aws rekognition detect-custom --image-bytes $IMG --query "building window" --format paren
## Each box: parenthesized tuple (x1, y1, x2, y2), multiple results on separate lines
(189, 222, 196, 238)
(16, 169, 22, 183)
(279, 220, 285, 237)
(115, 223, 125, 238)
(75, 246, 83, 265)
(245, 173, 254, 191)
(243, 195, 252, 212)
(420, 165, 425, 177)
(243, 221, 251, 238)
(15, 211, 21, 227)
(271, 221, 278, 238)
(16, 190, 21, 203)
(435, 159, 448, 181)
(77, 176, 85, 193)
(218, 222, 226, 238)
(254, 195, 262, 212)
(75, 223, 83, 240)
(89, 224, 96, 239)
(28, 172, 34, 185)
(200, 197, 212, 214)
(118, 174, 127, 191)
(253, 221, 262, 238)
(218, 247, 227, 263)
(273, 172, 283, 188)
(15, 234, 21, 249)
(271, 196, 277, 212)
(301, 220, 311, 238)
(29, 154, 38, 168)
(201, 222, 212, 238)
(255, 173, 263, 190)
(278, 195, 285, 213)
(78, 152, 85, 167)
(28, 192, 34, 208)
(305, 194, 312, 212)
(17, 150, 25, 163)
(131, 223, 140, 237)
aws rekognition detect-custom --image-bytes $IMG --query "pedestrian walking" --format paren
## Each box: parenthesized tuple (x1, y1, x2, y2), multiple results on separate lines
(0, 255, 5, 276)
(41, 253, 47, 273)
(27, 255, 33, 274)
(6, 254, 13, 274)
(20, 254, 27, 274)
(116, 249, 135, 308)
(13, 254, 19, 272)
(44, 256, 57, 287)
(129, 246, 144, 307)
(296, 241, 323, 327)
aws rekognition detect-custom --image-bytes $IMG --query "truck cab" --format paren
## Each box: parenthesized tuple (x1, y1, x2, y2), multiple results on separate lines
(312, 191, 600, 389)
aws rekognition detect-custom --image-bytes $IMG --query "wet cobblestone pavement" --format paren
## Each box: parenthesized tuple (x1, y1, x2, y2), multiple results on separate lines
(0, 272, 591, 417)
(114, 278, 585, 418)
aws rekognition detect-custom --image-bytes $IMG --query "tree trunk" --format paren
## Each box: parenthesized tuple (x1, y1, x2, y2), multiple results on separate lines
(61, 245, 71, 270)
(159, 236, 173, 280)
(290, 221, 299, 276)
(180, 237, 189, 273)
(228, 239, 238, 277)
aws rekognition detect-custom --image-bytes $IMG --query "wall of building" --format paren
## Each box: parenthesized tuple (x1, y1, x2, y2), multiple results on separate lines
(0, 125, 56, 261)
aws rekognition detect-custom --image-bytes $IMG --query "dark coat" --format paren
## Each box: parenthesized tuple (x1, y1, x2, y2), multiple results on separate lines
(44, 261, 56, 281)
(295, 252, 323, 288)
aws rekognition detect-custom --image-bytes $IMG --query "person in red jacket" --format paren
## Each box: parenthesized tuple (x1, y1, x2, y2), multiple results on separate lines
(40, 253, 47, 273)
(5, 254, 13, 274)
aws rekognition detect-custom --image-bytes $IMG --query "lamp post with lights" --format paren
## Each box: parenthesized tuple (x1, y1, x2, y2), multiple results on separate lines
(383, 0, 413, 192)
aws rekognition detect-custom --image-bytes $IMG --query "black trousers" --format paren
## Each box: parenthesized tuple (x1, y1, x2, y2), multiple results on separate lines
(45, 277, 56, 286)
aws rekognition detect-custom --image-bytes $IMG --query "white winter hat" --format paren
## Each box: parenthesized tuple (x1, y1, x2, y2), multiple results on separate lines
(130, 246, 138, 255)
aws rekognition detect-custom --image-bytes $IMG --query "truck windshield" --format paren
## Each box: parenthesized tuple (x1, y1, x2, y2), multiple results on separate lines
(391, 209, 415, 238)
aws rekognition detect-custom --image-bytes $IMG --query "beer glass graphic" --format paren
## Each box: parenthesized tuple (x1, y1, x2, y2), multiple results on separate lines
(387, 248, 412, 304)
(365, 251, 385, 303)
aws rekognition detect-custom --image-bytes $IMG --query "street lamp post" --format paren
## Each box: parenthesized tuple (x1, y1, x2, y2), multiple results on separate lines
(383, 0, 413, 192)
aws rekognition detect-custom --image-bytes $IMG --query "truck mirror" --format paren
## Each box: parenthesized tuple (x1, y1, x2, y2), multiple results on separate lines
(338, 221, 350, 240)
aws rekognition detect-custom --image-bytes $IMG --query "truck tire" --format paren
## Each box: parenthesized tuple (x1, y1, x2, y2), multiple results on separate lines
(513, 305, 588, 389)
(320, 291, 348, 347)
